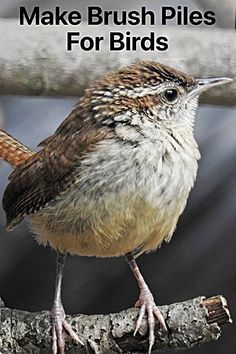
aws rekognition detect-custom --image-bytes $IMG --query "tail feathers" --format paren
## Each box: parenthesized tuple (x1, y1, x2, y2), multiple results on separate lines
(0, 130, 34, 168)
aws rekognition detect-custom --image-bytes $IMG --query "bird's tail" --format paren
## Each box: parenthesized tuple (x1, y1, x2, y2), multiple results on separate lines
(0, 129, 34, 168)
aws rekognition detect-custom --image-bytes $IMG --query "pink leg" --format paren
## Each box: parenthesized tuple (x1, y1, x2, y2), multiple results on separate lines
(51, 252, 83, 354)
(126, 253, 167, 354)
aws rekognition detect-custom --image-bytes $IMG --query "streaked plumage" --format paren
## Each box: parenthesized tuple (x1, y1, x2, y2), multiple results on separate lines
(3, 61, 199, 257)
(1, 61, 231, 354)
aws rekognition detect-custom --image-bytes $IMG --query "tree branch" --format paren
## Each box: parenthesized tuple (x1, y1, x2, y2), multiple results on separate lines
(0, 295, 231, 353)
(0, 20, 235, 105)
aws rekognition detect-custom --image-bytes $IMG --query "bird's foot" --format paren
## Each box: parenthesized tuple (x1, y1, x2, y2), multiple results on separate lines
(51, 301, 83, 354)
(134, 287, 167, 354)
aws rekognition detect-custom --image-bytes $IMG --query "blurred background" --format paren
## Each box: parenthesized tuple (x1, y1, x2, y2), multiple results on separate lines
(0, 1, 235, 353)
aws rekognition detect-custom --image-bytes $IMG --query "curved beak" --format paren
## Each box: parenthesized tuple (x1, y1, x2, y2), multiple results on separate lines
(189, 77, 233, 98)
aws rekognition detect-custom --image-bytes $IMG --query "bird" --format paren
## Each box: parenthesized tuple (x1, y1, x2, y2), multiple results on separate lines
(0, 61, 232, 354)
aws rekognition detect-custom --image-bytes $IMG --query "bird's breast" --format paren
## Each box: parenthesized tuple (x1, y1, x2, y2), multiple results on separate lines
(31, 136, 199, 257)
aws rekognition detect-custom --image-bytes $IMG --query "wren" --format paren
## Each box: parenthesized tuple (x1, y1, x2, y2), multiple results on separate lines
(0, 61, 232, 354)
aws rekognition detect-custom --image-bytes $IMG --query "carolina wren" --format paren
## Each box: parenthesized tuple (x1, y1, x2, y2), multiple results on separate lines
(0, 61, 232, 354)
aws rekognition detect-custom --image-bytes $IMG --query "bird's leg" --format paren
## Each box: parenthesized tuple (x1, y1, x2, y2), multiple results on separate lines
(51, 252, 83, 354)
(126, 253, 167, 354)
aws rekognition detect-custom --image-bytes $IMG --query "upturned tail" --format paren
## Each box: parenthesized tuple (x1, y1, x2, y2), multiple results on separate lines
(0, 130, 34, 168)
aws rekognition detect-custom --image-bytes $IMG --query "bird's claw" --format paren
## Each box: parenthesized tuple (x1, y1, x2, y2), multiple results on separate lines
(51, 302, 83, 354)
(134, 289, 167, 354)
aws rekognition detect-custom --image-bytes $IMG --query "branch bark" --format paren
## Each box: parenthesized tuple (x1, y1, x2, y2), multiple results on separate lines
(0, 295, 231, 353)
(0, 20, 235, 105)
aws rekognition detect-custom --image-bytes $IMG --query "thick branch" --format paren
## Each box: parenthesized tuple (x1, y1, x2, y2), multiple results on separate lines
(0, 295, 231, 353)
(0, 20, 235, 105)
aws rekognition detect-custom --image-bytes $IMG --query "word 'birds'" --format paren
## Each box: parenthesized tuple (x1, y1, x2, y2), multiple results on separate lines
(0, 61, 232, 354)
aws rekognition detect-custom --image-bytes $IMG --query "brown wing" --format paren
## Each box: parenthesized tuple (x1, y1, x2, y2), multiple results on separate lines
(2, 108, 114, 230)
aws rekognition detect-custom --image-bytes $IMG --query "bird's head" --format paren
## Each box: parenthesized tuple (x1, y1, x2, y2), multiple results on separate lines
(81, 61, 232, 133)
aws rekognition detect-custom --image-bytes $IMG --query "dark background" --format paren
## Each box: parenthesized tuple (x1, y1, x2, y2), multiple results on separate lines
(0, 1, 235, 353)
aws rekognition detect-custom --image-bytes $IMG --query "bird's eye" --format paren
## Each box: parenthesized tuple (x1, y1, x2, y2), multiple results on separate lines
(163, 89, 178, 103)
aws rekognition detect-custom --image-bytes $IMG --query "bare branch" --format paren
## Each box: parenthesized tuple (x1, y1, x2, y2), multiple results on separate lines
(0, 20, 235, 105)
(0, 295, 232, 353)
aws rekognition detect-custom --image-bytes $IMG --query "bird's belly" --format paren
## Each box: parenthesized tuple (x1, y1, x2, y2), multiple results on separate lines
(31, 192, 186, 257)
(30, 138, 198, 257)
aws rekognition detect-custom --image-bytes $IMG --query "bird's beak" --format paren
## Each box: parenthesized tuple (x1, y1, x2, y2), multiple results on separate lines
(189, 77, 233, 98)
